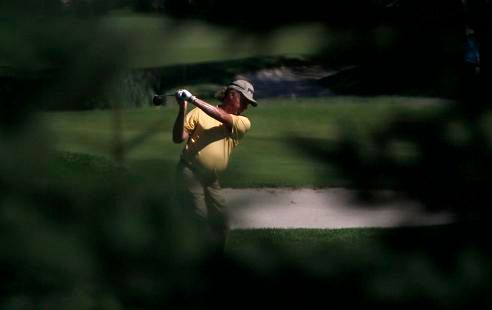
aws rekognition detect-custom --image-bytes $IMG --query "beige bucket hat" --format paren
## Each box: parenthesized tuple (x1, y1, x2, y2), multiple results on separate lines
(227, 80, 257, 106)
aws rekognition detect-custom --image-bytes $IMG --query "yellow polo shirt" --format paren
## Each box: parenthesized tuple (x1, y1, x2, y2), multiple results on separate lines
(181, 107, 251, 172)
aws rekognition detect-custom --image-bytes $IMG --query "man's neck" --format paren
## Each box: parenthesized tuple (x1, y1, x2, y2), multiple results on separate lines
(219, 104, 234, 115)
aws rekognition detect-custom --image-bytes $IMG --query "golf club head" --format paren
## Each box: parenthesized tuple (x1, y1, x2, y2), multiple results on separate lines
(152, 95, 165, 106)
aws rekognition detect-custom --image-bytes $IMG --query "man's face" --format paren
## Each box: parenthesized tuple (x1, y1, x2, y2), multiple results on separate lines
(237, 97, 249, 115)
(226, 90, 249, 115)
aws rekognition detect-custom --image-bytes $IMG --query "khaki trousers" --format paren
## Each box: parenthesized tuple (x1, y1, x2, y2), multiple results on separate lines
(176, 161, 229, 249)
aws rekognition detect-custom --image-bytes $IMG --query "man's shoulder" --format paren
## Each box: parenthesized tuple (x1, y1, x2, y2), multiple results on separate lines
(231, 114, 251, 133)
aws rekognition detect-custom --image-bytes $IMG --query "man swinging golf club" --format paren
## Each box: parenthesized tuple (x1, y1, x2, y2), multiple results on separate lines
(173, 80, 257, 249)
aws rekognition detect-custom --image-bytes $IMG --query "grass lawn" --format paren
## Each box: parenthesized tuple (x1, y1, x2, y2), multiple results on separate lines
(227, 227, 383, 255)
(226, 225, 475, 266)
(43, 96, 446, 187)
(225, 224, 492, 308)
(226, 224, 484, 255)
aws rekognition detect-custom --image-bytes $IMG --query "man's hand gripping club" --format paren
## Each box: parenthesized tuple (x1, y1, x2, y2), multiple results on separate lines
(176, 89, 196, 103)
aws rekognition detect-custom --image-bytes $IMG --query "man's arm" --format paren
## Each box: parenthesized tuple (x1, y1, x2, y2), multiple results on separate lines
(192, 98, 233, 130)
(177, 89, 233, 130)
(172, 100, 189, 143)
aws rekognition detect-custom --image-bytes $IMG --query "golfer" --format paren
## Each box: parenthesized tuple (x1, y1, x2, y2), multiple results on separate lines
(172, 80, 257, 249)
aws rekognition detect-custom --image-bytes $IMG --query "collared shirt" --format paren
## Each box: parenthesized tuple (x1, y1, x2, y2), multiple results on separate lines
(181, 107, 251, 173)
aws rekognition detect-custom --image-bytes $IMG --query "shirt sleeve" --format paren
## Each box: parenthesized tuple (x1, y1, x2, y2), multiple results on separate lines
(184, 108, 200, 134)
(231, 115, 251, 142)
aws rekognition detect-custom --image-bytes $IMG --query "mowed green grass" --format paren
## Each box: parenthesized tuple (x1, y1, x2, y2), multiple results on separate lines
(226, 224, 492, 302)
(43, 96, 446, 187)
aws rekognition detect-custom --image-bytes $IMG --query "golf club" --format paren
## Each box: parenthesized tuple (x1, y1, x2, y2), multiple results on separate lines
(152, 92, 176, 106)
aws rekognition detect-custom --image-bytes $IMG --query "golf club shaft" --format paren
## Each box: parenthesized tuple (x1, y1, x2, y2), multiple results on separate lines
(152, 92, 176, 106)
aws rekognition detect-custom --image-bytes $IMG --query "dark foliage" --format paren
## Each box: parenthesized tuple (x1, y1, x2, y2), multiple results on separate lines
(137, 0, 469, 30)
(2, 1, 492, 309)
